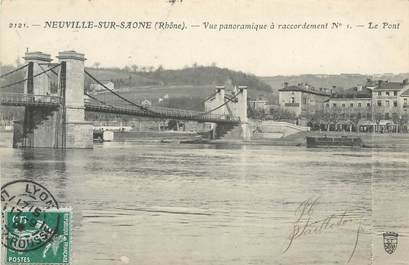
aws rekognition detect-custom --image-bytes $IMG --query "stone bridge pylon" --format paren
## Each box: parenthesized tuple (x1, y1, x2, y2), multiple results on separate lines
(204, 85, 251, 140)
(13, 51, 93, 149)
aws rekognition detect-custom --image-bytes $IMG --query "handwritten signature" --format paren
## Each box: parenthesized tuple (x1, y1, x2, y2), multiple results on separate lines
(283, 197, 362, 264)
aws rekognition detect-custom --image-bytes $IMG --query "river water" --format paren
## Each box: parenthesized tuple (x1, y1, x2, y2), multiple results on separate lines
(0, 141, 408, 265)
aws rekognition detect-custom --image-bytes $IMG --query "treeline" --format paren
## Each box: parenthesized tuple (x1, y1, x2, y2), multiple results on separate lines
(87, 64, 272, 91)
(137, 66, 272, 91)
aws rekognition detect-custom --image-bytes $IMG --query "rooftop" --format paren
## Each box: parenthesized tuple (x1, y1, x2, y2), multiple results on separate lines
(401, 89, 409, 97)
(330, 86, 372, 99)
(366, 79, 409, 90)
(279, 83, 330, 96)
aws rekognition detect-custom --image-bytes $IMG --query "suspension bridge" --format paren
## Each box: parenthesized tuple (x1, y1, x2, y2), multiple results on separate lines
(0, 51, 249, 148)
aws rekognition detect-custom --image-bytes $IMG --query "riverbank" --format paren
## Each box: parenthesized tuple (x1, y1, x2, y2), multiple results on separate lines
(210, 131, 409, 148)
(2, 129, 409, 148)
(306, 131, 409, 148)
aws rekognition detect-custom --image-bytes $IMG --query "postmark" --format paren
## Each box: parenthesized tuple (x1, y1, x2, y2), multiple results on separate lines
(1, 180, 60, 252)
(1, 180, 72, 264)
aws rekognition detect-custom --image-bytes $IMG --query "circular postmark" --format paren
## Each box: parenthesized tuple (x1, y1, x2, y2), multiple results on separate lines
(1, 180, 60, 252)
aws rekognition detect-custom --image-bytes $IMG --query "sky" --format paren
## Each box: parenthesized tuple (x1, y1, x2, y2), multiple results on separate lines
(0, 0, 408, 76)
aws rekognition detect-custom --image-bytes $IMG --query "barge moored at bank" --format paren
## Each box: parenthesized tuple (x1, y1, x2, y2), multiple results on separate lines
(306, 135, 363, 148)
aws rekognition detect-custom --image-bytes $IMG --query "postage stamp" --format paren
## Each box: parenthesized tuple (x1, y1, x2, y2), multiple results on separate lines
(1, 180, 72, 264)
(3, 209, 72, 264)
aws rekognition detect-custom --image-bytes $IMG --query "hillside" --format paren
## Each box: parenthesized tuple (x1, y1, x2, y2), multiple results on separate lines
(84, 66, 274, 110)
(85, 66, 272, 97)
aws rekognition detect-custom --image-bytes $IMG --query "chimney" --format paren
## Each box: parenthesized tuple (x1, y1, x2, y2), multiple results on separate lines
(378, 80, 383, 86)
(403, 79, 408, 85)
(215, 85, 225, 93)
(284, 82, 288, 88)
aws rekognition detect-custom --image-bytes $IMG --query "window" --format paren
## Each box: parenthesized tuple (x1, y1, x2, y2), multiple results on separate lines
(386, 100, 390, 107)
(303, 98, 307, 104)
(385, 113, 390, 119)
(350, 103, 354, 107)
(333, 103, 337, 107)
(358, 103, 362, 107)
(378, 91, 382, 96)
(367, 113, 372, 119)
(394, 91, 398, 96)
(386, 91, 390, 96)
(404, 98, 408, 105)
(377, 100, 382, 107)
(342, 103, 345, 107)
(291, 97, 295, 103)
(393, 101, 398, 107)
(367, 103, 371, 107)
(326, 103, 329, 107)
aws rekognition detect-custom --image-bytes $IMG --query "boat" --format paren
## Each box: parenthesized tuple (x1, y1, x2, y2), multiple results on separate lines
(306, 135, 362, 148)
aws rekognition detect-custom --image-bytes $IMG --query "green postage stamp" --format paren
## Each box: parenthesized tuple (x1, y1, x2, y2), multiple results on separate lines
(2, 209, 72, 264)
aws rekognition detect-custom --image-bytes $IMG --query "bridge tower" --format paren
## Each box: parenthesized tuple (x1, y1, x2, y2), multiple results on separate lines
(205, 85, 250, 140)
(12, 51, 93, 149)
(57, 51, 93, 148)
(236, 86, 251, 140)
(14, 52, 63, 148)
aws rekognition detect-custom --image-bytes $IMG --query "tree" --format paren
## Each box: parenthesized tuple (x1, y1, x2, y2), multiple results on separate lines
(156, 65, 164, 72)
(131, 65, 138, 72)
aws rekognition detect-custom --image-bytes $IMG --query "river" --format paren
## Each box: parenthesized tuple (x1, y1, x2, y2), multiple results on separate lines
(0, 141, 408, 265)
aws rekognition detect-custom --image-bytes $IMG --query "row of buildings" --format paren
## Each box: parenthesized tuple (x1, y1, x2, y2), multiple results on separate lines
(279, 79, 409, 132)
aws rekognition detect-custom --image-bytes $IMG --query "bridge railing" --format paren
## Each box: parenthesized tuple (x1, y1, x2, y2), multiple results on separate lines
(85, 103, 240, 122)
(147, 106, 240, 121)
(0, 93, 62, 105)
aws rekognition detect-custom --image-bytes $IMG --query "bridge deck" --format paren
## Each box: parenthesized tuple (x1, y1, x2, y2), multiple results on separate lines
(0, 93, 61, 108)
(0, 93, 240, 124)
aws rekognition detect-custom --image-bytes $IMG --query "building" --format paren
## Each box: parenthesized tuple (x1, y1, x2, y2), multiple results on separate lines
(323, 86, 373, 131)
(320, 79, 409, 132)
(371, 79, 409, 120)
(249, 97, 268, 113)
(141, 99, 152, 107)
(278, 82, 330, 117)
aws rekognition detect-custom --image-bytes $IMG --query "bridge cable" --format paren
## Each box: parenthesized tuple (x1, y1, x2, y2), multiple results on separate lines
(192, 90, 242, 118)
(0, 64, 29, 79)
(84, 92, 115, 108)
(84, 70, 156, 113)
(0, 64, 61, 89)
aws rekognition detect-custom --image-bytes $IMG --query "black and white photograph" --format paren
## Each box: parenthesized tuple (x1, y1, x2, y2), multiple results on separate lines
(0, 1, 408, 264)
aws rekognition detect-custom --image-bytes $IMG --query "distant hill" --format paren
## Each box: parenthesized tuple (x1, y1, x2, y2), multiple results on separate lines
(85, 66, 273, 110)
(85, 66, 272, 96)
(260, 73, 409, 104)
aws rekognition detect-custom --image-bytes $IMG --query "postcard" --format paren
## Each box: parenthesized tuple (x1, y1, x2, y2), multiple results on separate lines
(0, 0, 408, 264)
